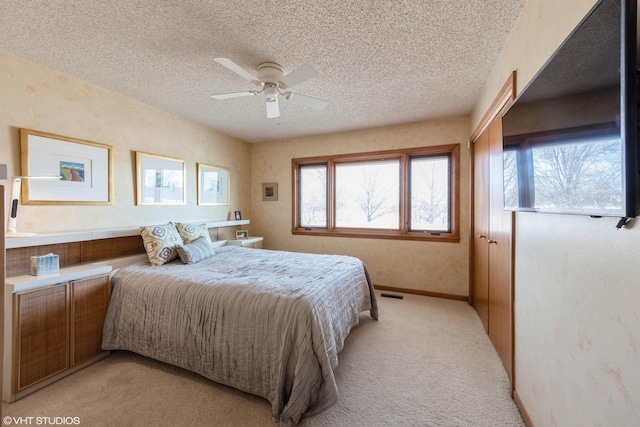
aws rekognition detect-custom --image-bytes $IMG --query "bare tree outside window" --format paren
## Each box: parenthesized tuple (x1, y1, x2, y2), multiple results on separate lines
(336, 160, 399, 229)
(409, 156, 449, 231)
(503, 147, 519, 209)
(532, 136, 621, 210)
(299, 165, 327, 227)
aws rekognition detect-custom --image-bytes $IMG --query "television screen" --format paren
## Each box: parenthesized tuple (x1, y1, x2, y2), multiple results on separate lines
(501, 0, 640, 218)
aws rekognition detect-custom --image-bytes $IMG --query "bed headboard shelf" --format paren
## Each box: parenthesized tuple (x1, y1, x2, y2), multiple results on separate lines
(5, 219, 249, 249)
(5, 219, 249, 276)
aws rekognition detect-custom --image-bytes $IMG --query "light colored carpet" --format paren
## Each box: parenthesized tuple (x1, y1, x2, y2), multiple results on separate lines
(3, 291, 524, 426)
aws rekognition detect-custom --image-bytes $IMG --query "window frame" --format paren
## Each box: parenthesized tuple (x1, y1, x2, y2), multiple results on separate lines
(292, 145, 460, 242)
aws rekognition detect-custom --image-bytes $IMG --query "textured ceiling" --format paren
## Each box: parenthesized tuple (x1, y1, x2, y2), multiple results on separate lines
(0, 0, 526, 143)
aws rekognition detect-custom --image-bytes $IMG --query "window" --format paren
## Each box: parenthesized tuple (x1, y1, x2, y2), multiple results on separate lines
(335, 159, 400, 229)
(292, 145, 460, 242)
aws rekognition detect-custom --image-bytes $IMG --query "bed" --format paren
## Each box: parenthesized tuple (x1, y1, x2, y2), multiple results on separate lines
(102, 245, 378, 427)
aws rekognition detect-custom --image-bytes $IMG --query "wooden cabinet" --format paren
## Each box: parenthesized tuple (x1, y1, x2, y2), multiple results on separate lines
(226, 236, 264, 249)
(71, 275, 112, 366)
(14, 283, 69, 392)
(4, 265, 112, 402)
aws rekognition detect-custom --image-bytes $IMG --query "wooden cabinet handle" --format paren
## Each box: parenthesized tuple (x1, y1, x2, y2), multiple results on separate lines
(488, 239, 497, 244)
(478, 234, 487, 239)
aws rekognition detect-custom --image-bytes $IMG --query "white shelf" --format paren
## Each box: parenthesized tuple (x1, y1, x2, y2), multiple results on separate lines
(5, 219, 250, 249)
(226, 236, 263, 247)
(5, 264, 113, 293)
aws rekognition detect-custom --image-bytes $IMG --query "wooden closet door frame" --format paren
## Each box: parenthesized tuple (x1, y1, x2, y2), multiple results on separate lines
(469, 71, 516, 391)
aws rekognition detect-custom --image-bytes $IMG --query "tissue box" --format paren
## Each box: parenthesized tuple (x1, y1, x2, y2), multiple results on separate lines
(30, 253, 60, 276)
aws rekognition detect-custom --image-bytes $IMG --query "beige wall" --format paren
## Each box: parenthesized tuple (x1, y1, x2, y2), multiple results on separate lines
(0, 49, 252, 233)
(251, 117, 471, 297)
(473, 0, 640, 425)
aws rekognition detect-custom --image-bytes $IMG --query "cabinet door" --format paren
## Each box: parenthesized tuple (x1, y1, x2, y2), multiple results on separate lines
(15, 283, 69, 392)
(71, 275, 110, 366)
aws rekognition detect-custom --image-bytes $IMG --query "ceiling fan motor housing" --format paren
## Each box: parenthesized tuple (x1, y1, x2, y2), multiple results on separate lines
(257, 62, 284, 84)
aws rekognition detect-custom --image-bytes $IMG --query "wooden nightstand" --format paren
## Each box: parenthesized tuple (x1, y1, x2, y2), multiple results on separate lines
(3, 264, 112, 402)
(226, 236, 264, 249)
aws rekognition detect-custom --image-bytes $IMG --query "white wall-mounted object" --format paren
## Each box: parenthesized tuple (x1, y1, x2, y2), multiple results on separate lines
(226, 236, 263, 249)
(6, 175, 60, 238)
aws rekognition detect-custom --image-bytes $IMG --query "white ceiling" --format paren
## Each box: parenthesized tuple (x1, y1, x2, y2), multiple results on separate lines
(0, 0, 526, 143)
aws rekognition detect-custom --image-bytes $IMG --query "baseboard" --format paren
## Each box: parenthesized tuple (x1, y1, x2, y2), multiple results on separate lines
(513, 389, 534, 427)
(373, 284, 468, 301)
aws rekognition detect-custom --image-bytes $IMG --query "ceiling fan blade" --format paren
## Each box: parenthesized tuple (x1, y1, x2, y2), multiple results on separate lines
(211, 91, 257, 100)
(279, 64, 318, 89)
(214, 58, 262, 86)
(286, 93, 328, 110)
(266, 99, 280, 118)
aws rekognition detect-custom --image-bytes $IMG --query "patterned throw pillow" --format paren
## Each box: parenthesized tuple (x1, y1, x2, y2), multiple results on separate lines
(175, 236, 215, 264)
(173, 222, 213, 245)
(140, 223, 183, 266)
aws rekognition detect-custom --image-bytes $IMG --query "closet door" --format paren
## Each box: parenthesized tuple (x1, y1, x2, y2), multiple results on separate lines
(488, 115, 514, 382)
(472, 129, 490, 333)
(471, 73, 515, 387)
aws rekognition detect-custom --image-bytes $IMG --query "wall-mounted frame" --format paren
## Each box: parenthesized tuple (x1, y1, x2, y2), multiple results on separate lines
(20, 129, 113, 205)
(262, 182, 278, 201)
(136, 151, 186, 205)
(198, 163, 230, 205)
(235, 230, 248, 239)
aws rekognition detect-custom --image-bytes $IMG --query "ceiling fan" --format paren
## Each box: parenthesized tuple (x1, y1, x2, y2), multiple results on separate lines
(211, 58, 328, 118)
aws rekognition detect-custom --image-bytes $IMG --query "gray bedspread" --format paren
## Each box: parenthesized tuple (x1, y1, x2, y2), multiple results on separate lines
(102, 246, 377, 426)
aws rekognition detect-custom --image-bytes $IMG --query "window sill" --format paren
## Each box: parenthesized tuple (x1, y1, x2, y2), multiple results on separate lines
(291, 228, 459, 243)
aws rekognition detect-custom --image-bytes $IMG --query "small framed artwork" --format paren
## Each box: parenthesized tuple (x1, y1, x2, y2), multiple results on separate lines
(136, 151, 186, 205)
(234, 211, 242, 220)
(20, 129, 113, 205)
(198, 163, 230, 205)
(262, 182, 278, 201)
(235, 230, 248, 240)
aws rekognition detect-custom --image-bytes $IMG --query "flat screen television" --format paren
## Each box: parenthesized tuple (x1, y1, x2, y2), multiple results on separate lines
(501, 0, 640, 219)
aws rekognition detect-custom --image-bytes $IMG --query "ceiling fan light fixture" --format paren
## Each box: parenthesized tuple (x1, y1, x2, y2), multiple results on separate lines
(264, 83, 279, 102)
(266, 98, 280, 119)
(211, 58, 328, 119)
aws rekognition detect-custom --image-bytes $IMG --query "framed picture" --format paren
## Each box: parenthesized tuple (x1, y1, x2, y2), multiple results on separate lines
(235, 230, 248, 240)
(136, 151, 186, 205)
(20, 129, 113, 205)
(198, 163, 230, 205)
(262, 182, 278, 201)
(234, 211, 242, 220)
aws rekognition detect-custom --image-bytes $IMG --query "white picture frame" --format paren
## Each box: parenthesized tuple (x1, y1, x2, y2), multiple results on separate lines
(20, 129, 113, 205)
(198, 163, 230, 205)
(136, 151, 186, 205)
